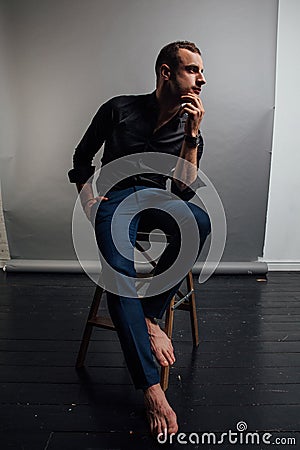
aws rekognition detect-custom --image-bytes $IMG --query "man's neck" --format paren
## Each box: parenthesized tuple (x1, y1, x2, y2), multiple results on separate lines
(155, 88, 180, 129)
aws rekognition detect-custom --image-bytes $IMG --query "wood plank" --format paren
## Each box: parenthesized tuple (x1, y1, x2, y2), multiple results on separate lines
(1, 404, 300, 432)
(1, 337, 300, 353)
(0, 365, 299, 385)
(29, 430, 300, 450)
(1, 350, 300, 368)
(1, 432, 50, 450)
(1, 383, 299, 407)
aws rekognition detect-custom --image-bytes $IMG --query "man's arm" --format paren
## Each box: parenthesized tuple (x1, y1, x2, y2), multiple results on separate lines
(68, 100, 113, 218)
(173, 93, 205, 190)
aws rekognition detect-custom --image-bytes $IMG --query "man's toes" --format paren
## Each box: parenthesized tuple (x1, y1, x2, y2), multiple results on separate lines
(157, 353, 169, 366)
(168, 423, 179, 434)
(157, 418, 167, 436)
(162, 349, 175, 365)
(167, 351, 175, 364)
(166, 343, 175, 361)
(167, 412, 178, 434)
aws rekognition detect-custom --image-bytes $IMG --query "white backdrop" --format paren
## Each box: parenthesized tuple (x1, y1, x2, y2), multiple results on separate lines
(0, 0, 278, 271)
(263, 0, 300, 270)
(0, 182, 9, 265)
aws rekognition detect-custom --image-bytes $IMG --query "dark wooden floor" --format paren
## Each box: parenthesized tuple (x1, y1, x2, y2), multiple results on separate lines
(0, 271, 299, 449)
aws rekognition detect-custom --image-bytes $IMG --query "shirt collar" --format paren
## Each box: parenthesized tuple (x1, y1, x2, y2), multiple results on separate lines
(147, 90, 159, 112)
(147, 90, 187, 129)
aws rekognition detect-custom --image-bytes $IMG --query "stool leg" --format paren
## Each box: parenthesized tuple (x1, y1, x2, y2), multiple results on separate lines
(186, 271, 199, 347)
(76, 285, 104, 368)
(160, 296, 175, 391)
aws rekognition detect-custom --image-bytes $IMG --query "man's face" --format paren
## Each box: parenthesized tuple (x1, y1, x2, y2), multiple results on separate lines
(169, 48, 206, 101)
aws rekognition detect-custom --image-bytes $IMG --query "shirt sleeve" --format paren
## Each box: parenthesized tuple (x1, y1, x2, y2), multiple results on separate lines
(68, 100, 113, 183)
(170, 134, 204, 201)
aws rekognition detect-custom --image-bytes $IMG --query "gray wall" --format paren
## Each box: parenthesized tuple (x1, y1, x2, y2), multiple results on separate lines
(0, 0, 278, 266)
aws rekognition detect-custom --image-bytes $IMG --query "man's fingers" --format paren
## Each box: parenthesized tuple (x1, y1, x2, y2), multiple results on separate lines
(181, 97, 205, 135)
(181, 103, 204, 118)
(181, 92, 202, 105)
(180, 102, 198, 113)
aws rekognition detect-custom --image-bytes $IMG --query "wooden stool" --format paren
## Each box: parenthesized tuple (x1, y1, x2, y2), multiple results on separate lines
(76, 232, 199, 391)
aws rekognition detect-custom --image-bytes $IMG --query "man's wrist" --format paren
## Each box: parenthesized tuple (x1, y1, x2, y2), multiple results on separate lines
(185, 129, 200, 138)
(184, 133, 200, 147)
(82, 198, 96, 209)
(147, 317, 160, 325)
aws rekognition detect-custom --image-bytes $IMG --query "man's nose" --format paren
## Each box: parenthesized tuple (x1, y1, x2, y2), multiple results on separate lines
(197, 74, 206, 85)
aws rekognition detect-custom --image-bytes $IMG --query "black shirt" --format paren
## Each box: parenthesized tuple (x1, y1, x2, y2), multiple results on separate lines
(68, 91, 204, 199)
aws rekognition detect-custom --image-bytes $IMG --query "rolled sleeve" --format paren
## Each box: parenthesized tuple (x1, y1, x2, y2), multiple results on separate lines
(68, 100, 113, 184)
(68, 166, 96, 184)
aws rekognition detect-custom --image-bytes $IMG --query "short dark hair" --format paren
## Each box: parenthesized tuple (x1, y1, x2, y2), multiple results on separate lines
(155, 41, 201, 80)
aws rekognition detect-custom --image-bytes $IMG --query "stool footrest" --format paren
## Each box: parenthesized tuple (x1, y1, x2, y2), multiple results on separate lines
(172, 289, 194, 310)
(176, 303, 192, 311)
(88, 317, 115, 330)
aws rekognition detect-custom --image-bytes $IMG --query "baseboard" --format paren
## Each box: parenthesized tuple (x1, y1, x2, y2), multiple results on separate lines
(0, 259, 8, 269)
(193, 261, 268, 275)
(3, 259, 84, 272)
(265, 261, 300, 271)
(3, 259, 268, 275)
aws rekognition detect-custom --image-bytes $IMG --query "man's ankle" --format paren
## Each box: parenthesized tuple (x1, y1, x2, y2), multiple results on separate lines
(144, 383, 161, 394)
(145, 316, 160, 326)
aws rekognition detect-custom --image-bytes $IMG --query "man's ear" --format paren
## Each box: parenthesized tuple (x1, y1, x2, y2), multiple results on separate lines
(160, 64, 171, 80)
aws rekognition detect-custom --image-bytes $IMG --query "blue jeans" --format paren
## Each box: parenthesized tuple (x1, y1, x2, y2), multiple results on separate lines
(93, 186, 211, 390)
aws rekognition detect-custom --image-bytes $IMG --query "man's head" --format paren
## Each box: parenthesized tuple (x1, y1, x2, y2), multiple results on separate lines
(155, 41, 206, 102)
(155, 41, 201, 82)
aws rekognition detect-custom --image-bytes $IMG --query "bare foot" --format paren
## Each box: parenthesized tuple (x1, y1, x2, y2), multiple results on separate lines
(145, 318, 175, 367)
(144, 383, 178, 436)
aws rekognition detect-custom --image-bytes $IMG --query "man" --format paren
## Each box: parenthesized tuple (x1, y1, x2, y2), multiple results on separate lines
(68, 41, 211, 437)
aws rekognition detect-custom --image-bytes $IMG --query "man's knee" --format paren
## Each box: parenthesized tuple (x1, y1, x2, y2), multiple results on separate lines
(188, 205, 211, 238)
(198, 210, 211, 238)
(102, 253, 136, 278)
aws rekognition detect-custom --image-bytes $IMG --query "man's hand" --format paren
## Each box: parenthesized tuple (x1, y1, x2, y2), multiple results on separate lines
(180, 93, 205, 137)
(83, 196, 108, 221)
